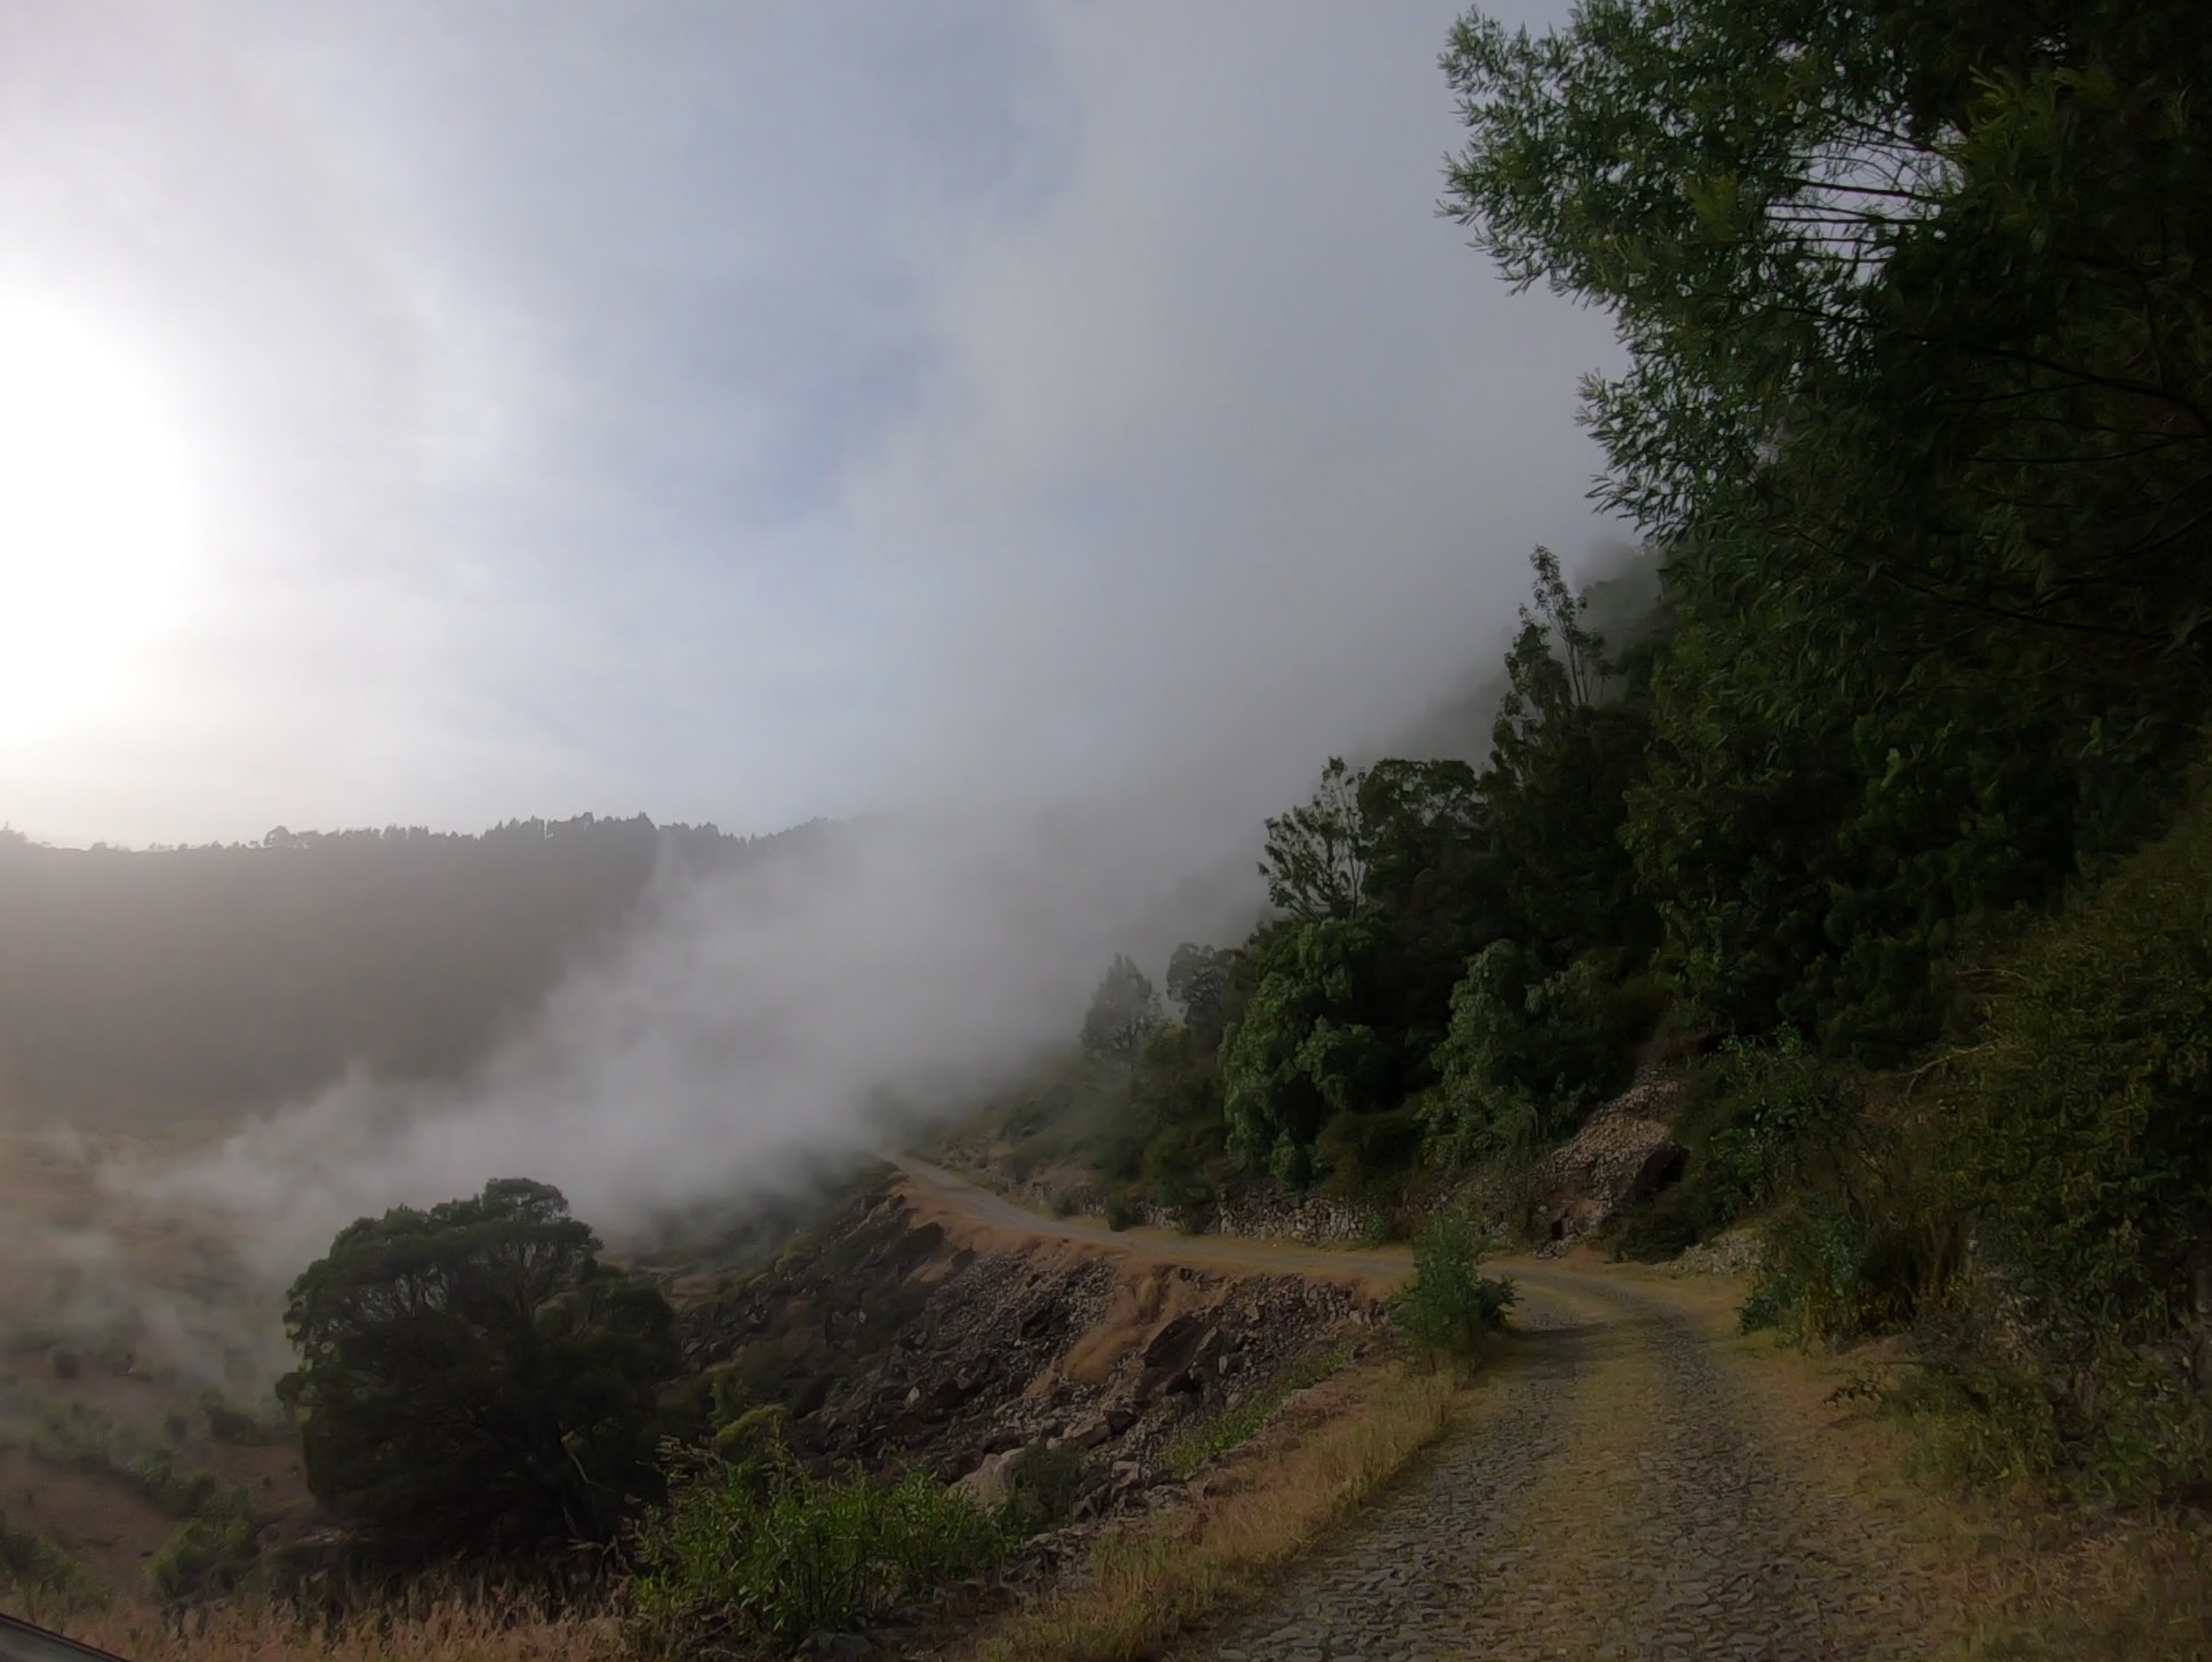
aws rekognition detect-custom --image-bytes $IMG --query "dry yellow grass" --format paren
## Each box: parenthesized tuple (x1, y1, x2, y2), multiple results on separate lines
(1931, 1498, 2212, 1660)
(960, 1356, 1465, 1662)
(45, 1600, 628, 1662)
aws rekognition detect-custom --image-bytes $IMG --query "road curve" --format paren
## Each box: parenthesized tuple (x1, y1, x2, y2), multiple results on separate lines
(890, 1155, 1413, 1289)
(897, 1155, 1953, 1661)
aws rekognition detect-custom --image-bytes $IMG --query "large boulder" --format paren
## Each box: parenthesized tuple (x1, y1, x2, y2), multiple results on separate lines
(953, 1444, 1029, 1509)
(1530, 1078, 1685, 1241)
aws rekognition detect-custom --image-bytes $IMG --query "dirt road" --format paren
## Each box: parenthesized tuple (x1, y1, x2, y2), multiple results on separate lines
(891, 1157, 1413, 1289)
(896, 1158, 1951, 1661)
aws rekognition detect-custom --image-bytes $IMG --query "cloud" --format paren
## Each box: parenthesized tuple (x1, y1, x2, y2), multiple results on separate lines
(13, 3, 1631, 1308)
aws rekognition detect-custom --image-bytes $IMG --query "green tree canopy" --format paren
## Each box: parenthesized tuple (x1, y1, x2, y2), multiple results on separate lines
(1220, 919, 1390, 1184)
(278, 1177, 679, 1567)
(1445, 0, 2212, 1054)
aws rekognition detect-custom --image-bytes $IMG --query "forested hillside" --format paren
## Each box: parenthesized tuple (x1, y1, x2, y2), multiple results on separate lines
(0, 815, 814, 1122)
(975, 0, 2212, 1507)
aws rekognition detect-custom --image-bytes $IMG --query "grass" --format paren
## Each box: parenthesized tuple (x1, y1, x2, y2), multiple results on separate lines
(1155, 1345, 1349, 1481)
(1932, 1502, 2212, 1660)
(962, 1357, 1463, 1662)
(52, 1602, 630, 1662)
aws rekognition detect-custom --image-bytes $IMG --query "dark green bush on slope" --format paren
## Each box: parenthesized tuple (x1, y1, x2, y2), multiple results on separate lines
(0, 1507, 96, 1613)
(1931, 785, 2212, 1497)
(1612, 1032, 1890, 1267)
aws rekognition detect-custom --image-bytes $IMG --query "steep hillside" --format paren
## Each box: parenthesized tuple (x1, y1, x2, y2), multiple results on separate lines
(0, 816, 820, 1124)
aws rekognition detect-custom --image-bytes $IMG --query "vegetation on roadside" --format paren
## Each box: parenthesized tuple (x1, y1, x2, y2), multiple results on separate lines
(1156, 1345, 1350, 1481)
(629, 1445, 1007, 1656)
(1386, 1209, 1517, 1359)
(0, 1373, 262, 1602)
(967, 1362, 1460, 1662)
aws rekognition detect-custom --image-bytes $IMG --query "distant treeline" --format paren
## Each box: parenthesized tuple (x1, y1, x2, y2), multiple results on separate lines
(0, 813, 814, 1123)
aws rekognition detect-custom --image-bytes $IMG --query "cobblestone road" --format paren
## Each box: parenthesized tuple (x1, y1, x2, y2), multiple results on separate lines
(1183, 1268, 1945, 1662)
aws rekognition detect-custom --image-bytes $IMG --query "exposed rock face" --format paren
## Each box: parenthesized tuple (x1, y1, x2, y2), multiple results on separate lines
(1530, 1077, 1685, 1241)
(676, 1188, 1374, 1527)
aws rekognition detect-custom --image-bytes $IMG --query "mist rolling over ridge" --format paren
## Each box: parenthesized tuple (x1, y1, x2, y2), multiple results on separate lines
(0, 2, 1622, 1265)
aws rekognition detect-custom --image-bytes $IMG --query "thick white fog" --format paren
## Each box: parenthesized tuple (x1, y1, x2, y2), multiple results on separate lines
(1, 2, 1629, 1280)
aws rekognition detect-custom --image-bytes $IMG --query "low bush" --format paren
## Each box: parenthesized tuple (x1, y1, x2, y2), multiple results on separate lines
(202, 1396, 261, 1445)
(0, 1506, 97, 1613)
(149, 1489, 259, 1604)
(630, 1447, 1007, 1655)
(1005, 1441, 1086, 1535)
(1314, 1104, 1424, 1200)
(1384, 1206, 1514, 1357)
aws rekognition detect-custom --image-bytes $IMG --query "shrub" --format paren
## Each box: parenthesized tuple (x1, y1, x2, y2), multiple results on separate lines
(1005, 1441, 1085, 1535)
(1737, 1176, 1939, 1344)
(49, 1347, 80, 1381)
(1156, 1345, 1349, 1479)
(1139, 1118, 1221, 1229)
(1385, 1206, 1514, 1356)
(1314, 1104, 1424, 1199)
(1948, 786, 2212, 1346)
(630, 1448, 1007, 1653)
(150, 1489, 259, 1604)
(1101, 1189, 1138, 1232)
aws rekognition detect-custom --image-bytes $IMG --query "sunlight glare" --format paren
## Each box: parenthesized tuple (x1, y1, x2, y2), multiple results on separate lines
(0, 293, 204, 740)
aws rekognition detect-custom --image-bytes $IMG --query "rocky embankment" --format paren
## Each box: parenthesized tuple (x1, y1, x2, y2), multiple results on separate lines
(677, 1186, 1379, 1529)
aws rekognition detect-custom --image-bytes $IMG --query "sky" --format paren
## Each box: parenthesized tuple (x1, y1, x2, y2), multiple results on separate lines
(0, 0, 1619, 853)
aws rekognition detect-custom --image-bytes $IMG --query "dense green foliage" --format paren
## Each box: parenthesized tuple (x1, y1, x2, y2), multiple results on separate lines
(148, 1490, 260, 1604)
(630, 1447, 1006, 1655)
(1445, 0, 2212, 1058)
(280, 1178, 680, 1567)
